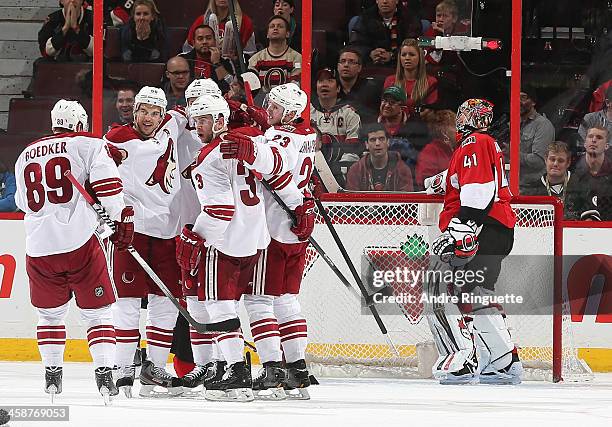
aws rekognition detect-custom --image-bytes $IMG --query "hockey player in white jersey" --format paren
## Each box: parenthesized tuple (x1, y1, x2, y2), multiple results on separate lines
(220, 83, 317, 399)
(104, 86, 188, 397)
(14, 99, 134, 404)
(175, 94, 274, 402)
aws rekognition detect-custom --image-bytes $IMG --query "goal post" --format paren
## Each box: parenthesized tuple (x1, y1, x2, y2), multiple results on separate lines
(300, 193, 592, 382)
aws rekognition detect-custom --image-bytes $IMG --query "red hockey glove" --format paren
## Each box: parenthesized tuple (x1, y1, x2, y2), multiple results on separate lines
(220, 132, 257, 164)
(310, 174, 325, 199)
(246, 105, 270, 130)
(176, 224, 205, 272)
(106, 143, 124, 167)
(110, 206, 134, 251)
(290, 193, 316, 241)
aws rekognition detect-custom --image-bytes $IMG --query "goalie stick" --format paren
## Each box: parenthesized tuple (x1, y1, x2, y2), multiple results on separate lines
(64, 170, 240, 334)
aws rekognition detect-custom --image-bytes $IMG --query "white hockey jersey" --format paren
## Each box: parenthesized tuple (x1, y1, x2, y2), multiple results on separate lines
(104, 110, 188, 239)
(14, 132, 125, 257)
(191, 132, 270, 258)
(249, 121, 317, 244)
(177, 126, 202, 226)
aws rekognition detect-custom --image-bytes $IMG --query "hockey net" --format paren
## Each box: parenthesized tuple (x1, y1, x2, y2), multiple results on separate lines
(299, 194, 593, 382)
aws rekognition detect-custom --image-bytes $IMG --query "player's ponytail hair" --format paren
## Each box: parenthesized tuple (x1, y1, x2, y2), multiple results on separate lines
(394, 39, 430, 107)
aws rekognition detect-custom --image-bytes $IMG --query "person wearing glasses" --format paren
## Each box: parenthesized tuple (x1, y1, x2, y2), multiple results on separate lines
(336, 47, 382, 123)
(163, 56, 192, 108)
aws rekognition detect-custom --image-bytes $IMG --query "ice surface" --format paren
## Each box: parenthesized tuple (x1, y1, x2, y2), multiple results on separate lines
(1, 362, 611, 427)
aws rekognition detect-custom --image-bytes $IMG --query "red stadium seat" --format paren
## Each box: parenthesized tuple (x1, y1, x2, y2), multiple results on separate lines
(166, 27, 189, 57)
(31, 62, 92, 97)
(104, 27, 121, 61)
(108, 63, 165, 87)
(7, 98, 92, 135)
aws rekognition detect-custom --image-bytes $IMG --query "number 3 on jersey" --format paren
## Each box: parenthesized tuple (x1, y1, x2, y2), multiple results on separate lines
(236, 162, 260, 206)
(23, 157, 73, 212)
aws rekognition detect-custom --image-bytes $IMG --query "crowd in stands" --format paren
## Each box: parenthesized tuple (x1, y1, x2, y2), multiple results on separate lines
(1, 0, 610, 220)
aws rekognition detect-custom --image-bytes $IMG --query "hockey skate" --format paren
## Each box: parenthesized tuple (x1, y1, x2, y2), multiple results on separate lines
(284, 359, 311, 400)
(434, 348, 479, 385)
(114, 365, 135, 398)
(479, 350, 523, 385)
(252, 361, 287, 401)
(95, 367, 119, 405)
(139, 360, 183, 397)
(180, 361, 226, 398)
(44, 366, 63, 403)
(205, 361, 254, 402)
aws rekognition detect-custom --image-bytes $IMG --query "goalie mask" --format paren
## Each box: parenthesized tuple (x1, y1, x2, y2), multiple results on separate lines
(189, 94, 230, 137)
(51, 99, 89, 132)
(456, 98, 494, 138)
(266, 83, 308, 124)
(185, 79, 222, 105)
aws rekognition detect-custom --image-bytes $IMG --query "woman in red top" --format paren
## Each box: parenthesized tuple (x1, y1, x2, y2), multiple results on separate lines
(384, 38, 438, 116)
(185, 0, 256, 58)
(415, 109, 456, 189)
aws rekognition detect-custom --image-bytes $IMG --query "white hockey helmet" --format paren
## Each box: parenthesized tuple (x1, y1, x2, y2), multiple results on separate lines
(267, 83, 308, 123)
(51, 99, 89, 132)
(189, 94, 230, 133)
(133, 86, 167, 117)
(185, 79, 222, 103)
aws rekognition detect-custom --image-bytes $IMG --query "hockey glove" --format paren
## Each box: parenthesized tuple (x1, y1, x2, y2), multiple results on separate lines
(290, 193, 316, 241)
(220, 131, 257, 164)
(245, 105, 270, 130)
(110, 206, 134, 251)
(176, 224, 205, 272)
(432, 218, 479, 267)
(424, 169, 448, 195)
(310, 174, 325, 199)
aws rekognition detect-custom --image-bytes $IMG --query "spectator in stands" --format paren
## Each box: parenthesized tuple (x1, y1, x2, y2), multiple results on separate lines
(248, 15, 301, 94)
(311, 68, 363, 187)
(87, 0, 132, 27)
(589, 79, 612, 113)
(120, 0, 166, 63)
(510, 88, 554, 193)
(179, 25, 234, 93)
(521, 142, 572, 201)
(349, 0, 422, 67)
(378, 85, 430, 168)
(427, 0, 468, 36)
(38, 0, 93, 61)
(0, 160, 17, 213)
(384, 38, 438, 116)
(578, 86, 612, 149)
(415, 109, 455, 189)
(163, 56, 191, 108)
(109, 84, 137, 128)
(273, 0, 301, 52)
(565, 126, 612, 220)
(346, 123, 414, 191)
(336, 47, 383, 123)
(185, 0, 256, 58)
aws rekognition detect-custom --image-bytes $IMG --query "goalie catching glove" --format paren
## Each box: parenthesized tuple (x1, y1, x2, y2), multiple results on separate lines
(290, 193, 315, 241)
(110, 206, 134, 251)
(176, 224, 205, 272)
(220, 131, 257, 164)
(424, 169, 448, 195)
(432, 218, 480, 268)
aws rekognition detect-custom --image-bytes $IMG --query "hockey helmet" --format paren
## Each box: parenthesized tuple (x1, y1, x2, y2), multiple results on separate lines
(185, 79, 222, 104)
(51, 99, 89, 132)
(456, 98, 494, 137)
(267, 83, 308, 123)
(133, 86, 167, 118)
(189, 94, 230, 133)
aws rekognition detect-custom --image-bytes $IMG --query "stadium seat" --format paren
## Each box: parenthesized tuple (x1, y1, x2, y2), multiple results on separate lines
(104, 26, 121, 61)
(0, 133, 34, 170)
(7, 98, 92, 135)
(31, 62, 92, 97)
(166, 27, 189, 56)
(108, 63, 165, 87)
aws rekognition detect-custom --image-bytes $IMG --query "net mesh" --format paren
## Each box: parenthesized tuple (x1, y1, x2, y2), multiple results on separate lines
(300, 198, 593, 381)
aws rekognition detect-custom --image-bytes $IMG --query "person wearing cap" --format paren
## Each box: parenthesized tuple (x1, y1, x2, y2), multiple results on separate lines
(273, 0, 301, 52)
(378, 85, 430, 169)
(346, 123, 414, 192)
(311, 68, 363, 187)
(578, 86, 612, 150)
(507, 87, 554, 193)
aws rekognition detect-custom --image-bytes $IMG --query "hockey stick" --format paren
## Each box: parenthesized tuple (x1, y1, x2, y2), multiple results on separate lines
(311, 169, 400, 356)
(64, 171, 240, 334)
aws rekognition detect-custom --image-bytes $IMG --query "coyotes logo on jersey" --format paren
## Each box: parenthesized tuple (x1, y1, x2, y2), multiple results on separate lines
(145, 130, 176, 195)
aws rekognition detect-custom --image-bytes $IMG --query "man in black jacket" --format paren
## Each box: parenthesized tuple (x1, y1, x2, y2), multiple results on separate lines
(39, 0, 93, 61)
(349, 0, 422, 67)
